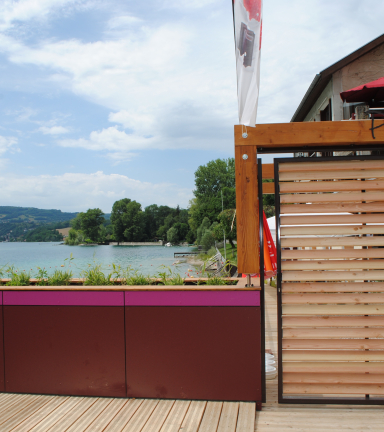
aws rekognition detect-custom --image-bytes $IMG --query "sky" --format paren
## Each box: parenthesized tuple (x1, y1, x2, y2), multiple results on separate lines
(0, 0, 383, 213)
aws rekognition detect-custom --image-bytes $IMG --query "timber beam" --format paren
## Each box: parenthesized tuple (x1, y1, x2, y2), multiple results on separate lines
(235, 120, 384, 153)
(234, 119, 384, 274)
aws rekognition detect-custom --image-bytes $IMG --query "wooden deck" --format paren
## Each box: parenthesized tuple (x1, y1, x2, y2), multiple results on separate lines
(1, 283, 383, 431)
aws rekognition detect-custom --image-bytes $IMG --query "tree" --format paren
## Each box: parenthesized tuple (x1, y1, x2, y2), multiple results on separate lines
(167, 226, 179, 244)
(196, 217, 210, 245)
(80, 208, 105, 242)
(123, 201, 145, 241)
(217, 209, 237, 249)
(189, 159, 236, 233)
(111, 198, 132, 242)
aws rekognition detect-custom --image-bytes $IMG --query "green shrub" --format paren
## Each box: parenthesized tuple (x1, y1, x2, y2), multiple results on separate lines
(47, 269, 73, 286)
(6, 267, 31, 286)
(157, 266, 185, 286)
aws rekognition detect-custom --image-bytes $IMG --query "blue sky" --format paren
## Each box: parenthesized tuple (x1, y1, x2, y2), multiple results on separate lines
(1, 0, 383, 213)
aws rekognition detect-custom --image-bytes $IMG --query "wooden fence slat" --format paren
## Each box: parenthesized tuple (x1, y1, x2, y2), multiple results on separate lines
(279, 169, 384, 181)
(280, 202, 384, 214)
(282, 350, 384, 361)
(281, 250, 384, 260)
(283, 372, 384, 384)
(282, 338, 384, 350)
(262, 182, 275, 194)
(282, 292, 384, 304)
(282, 260, 384, 271)
(280, 191, 384, 204)
(282, 282, 384, 293)
(283, 362, 384, 373)
(283, 383, 384, 395)
(282, 315, 384, 327)
(280, 213, 384, 225)
(281, 237, 384, 248)
(279, 160, 384, 172)
(283, 304, 384, 315)
(281, 225, 384, 236)
(280, 179, 384, 193)
(283, 327, 384, 339)
(282, 270, 384, 281)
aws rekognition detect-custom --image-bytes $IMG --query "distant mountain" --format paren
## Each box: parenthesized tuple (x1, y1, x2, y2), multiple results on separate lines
(0, 206, 78, 223)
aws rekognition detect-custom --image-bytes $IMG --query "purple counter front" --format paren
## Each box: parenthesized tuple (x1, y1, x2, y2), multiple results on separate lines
(0, 288, 262, 402)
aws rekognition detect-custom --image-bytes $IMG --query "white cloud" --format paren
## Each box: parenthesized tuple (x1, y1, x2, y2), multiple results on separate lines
(106, 15, 142, 29)
(0, 171, 192, 211)
(0, 18, 238, 155)
(58, 127, 156, 151)
(39, 125, 69, 135)
(0, 0, 89, 32)
(0, 135, 18, 156)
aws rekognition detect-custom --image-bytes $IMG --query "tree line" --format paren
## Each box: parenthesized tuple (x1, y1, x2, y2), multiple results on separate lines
(65, 157, 275, 246)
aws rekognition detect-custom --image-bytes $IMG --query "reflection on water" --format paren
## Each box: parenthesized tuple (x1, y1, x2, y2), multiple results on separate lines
(0, 242, 199, 278)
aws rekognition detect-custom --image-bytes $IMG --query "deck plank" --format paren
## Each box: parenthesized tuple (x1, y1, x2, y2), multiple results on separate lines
(103, 399, 143, 431)
(0, 395, 41, 423)
(121, 399, 159, 432)
(159, 400, 190, 432)
(179, 400, 206, 432)
(29, 397, 85, 432)
(83, 398, 128, 432)
(0, 394, 31, 414)
(65, 398, 113, 432)
(198, 401, 223, 432)
(0, 395, 53, 431)
(9, 396, 68, 432)
(44, 397, 97, 432)
(141, 399, 175, 432)
(235, 402, 255, 432)
(217, 402, 239, 432)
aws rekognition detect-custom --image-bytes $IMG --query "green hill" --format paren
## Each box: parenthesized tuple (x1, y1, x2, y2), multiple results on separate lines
(0, 206, 78, 223)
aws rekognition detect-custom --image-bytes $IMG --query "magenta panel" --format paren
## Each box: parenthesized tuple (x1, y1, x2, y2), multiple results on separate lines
(124, 290, 260, 306)
(3, 291, 124, 306)
(0, 291, 2, 306)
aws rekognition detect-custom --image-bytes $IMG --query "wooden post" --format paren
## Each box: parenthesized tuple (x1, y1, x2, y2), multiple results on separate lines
(235, 138, 260, 275)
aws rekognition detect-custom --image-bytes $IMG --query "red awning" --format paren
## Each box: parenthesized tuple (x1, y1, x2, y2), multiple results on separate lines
(340, 76, 384, 103)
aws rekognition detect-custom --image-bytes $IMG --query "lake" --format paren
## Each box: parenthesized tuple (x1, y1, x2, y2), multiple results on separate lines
(0, 242, 199, 278)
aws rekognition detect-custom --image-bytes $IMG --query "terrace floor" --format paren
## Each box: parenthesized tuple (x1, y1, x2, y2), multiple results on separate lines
(0, 284, 383, 431)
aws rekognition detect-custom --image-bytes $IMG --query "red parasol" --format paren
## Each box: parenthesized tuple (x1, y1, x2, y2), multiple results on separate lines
(340, 76, 384, 103)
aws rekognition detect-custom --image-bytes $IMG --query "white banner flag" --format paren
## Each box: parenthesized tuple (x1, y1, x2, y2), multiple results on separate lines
(233, 0, 263, 127)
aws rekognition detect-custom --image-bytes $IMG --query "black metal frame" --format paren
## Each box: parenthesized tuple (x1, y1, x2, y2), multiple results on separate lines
(274, 153, 384, 406)
(257, 158, 266, 403)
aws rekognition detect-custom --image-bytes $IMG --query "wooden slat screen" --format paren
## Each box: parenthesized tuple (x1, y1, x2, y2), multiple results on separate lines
(277, 157, 384, 402)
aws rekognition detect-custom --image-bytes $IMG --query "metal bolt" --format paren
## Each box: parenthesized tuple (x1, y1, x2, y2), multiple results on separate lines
(242, 154, 248, 160)
(242, 133, 248, 138)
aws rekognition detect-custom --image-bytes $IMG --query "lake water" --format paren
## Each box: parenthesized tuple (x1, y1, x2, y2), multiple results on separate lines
(0, 242, 199, 278)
